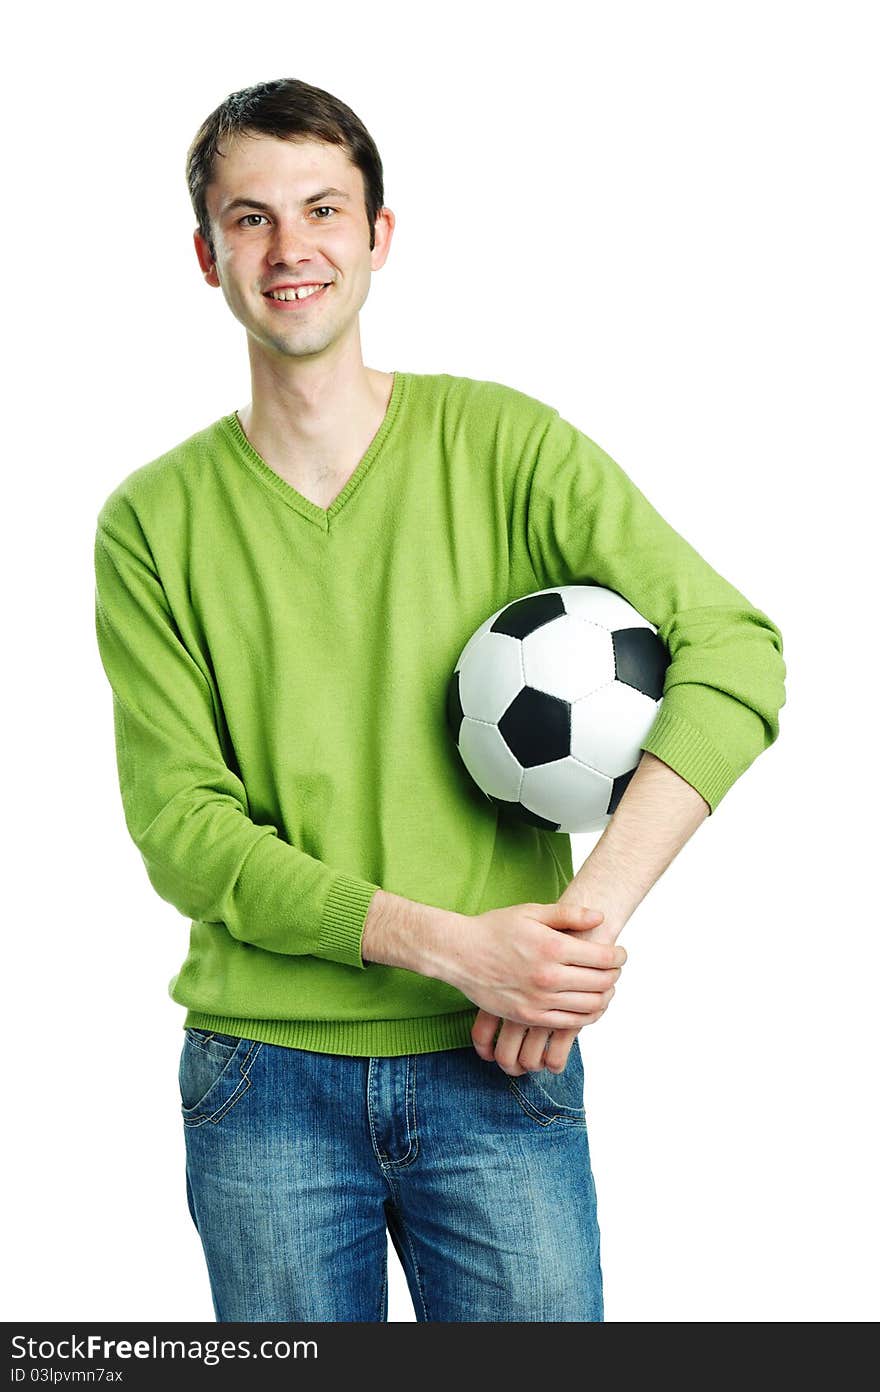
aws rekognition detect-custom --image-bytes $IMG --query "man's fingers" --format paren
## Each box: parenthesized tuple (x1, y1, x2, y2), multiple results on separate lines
(541, 986, 615, 1014)
(558, 938, 627, 969)
(492, 1019, 533, 1075)
(544, 1028, 580, 1073)
(513, 1027, 553, 1074)
(471, 1009, 502, 1057)
(501, 1019, 588, 1075)
(528, 987, 615, 1030)
(548, 964, 621, 993)
(477, 991, 615, 1076)
(540, 903, 604, 930)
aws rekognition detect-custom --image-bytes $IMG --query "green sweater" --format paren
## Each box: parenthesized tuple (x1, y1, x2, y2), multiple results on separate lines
(93, 370, 786, 1056)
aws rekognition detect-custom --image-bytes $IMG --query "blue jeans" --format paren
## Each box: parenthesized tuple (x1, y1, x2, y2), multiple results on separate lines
(179, 1028, 604, 1322)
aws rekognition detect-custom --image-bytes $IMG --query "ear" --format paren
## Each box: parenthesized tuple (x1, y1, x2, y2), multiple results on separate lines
(370, 206, 396, 273)
(193, 227, 220, 286)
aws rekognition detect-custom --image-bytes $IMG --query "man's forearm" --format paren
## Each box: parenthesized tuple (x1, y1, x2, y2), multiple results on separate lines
(361, 752, 709, 974)
(559, 750, 710, 934)
(361, 889, 462, 979)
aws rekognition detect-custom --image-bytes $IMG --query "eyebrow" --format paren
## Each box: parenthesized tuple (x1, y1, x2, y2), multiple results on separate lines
(221, 188, 352, 216)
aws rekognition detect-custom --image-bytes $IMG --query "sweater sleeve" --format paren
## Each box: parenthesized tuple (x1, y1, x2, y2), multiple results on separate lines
(93, 517, 380, 967)
(525, 410, 787, 814)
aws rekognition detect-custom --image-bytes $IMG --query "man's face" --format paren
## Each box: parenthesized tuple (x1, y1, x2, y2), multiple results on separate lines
(195, 133, 393, 363)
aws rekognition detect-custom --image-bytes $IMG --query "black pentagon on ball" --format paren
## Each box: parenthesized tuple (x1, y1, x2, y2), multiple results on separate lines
(499, 687, 570, 766)
(445, 668, 464, 740)
(491, 590, 565, 640)
(607, 765, 636, 815)
(487, 792, 561, 831)
(612, 627, 670, 700)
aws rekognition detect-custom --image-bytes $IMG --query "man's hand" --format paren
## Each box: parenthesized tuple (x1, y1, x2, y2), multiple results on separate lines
(440, 900, 625, 1031)
(361, 892, 625, 1077)
(471, 907, 627, 1076)
(471, 1011, 585, 1075)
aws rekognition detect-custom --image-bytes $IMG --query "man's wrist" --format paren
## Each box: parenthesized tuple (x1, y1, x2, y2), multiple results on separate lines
(557, 879, 630, 941)
(361, 888, 468, 983)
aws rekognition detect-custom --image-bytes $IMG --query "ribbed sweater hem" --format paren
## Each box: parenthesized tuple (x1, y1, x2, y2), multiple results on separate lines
(640, 703, 738, 813)
(182, 1006, 480, 1056)
(317, 873, 381, 968)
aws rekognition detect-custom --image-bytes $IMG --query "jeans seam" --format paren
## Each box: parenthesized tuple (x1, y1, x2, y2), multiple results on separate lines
(186, 1034, 238, 1059)
(385, 1183, 430, 1323)
(377, 1255, 388, 1322)
(366, 1057, 421, 1168)
(507, 1076, 586, 1125)
(182, 1040, 264, 1127)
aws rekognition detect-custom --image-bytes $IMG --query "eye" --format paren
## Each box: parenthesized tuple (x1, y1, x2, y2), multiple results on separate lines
(237, 208, 337, 227)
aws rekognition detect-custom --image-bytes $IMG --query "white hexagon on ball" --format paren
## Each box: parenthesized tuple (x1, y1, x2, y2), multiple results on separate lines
(521, 615, 615, 701)
(458, 631, 523, 723)
(458, 717, 523, 801)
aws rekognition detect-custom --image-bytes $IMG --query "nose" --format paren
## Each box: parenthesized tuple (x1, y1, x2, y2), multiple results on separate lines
(267, 218, 316, 266)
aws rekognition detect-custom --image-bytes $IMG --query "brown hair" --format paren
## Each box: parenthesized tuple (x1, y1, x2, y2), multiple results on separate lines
(185, 78, 386, 261)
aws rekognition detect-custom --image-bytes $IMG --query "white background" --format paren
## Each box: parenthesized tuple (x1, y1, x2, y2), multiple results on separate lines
(3, 0, 877, 1324)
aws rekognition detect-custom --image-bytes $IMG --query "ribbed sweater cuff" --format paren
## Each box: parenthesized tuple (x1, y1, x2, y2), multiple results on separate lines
(316, 874, 381, 969)
(640, 704, 738, 814)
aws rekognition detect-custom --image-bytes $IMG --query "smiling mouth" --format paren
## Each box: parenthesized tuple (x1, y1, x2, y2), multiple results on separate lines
(263, 284, 332, 307)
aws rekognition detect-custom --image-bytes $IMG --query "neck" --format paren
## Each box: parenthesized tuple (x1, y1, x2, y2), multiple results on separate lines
(237, 351, 392, 474)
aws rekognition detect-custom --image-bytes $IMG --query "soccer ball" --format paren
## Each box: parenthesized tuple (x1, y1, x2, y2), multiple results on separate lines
(445, 585, 670, 833)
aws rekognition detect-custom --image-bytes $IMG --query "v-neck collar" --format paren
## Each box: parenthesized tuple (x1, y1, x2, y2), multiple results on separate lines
(219, 370, 408, 531)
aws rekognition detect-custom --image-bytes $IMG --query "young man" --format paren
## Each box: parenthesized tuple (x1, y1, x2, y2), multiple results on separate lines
(93, 78, 786, 1323)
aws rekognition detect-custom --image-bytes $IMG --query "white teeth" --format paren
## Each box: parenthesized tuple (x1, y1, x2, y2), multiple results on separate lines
(267, 284, 327, 301)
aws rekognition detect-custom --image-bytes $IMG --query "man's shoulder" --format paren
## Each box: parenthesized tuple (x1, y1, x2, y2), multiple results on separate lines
(95, 414, 227, 537)
(413, 369, 556, 416)
(408, 371, 559, 444)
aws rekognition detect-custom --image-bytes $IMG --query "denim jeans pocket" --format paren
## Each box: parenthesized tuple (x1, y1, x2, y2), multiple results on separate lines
(185, 1028, 242, 1058)
(506, 1037, 587, 1126)
(179, 1029, 263, 1127)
